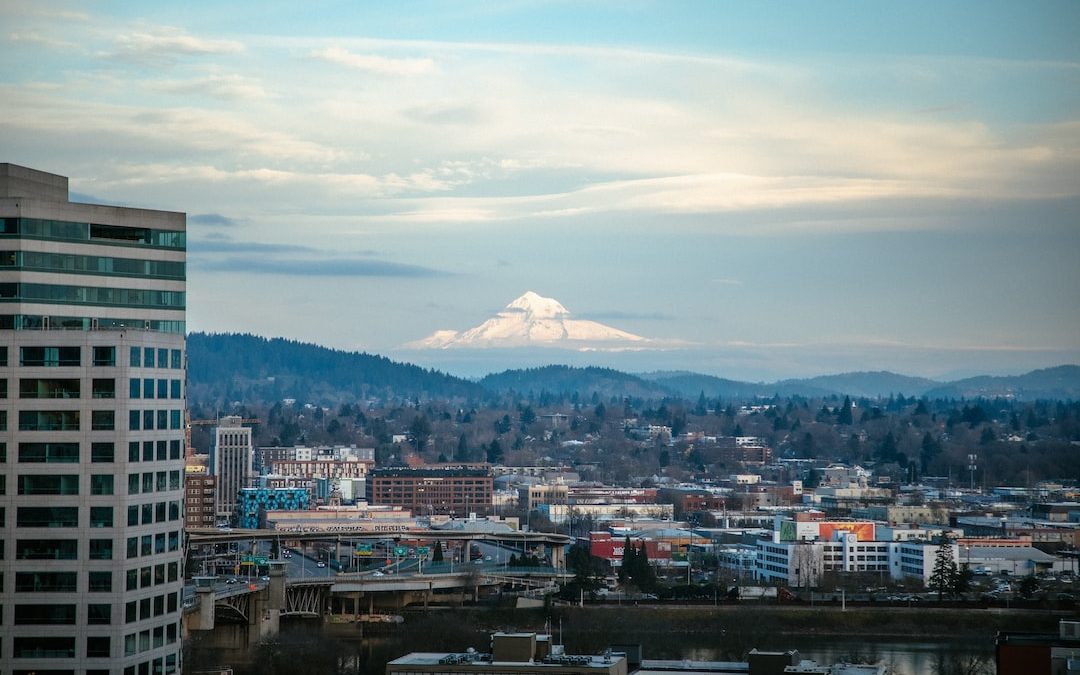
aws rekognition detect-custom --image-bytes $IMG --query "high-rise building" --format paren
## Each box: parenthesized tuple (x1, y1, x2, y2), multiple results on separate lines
(210, 415, 252, 523)
(0, 164, 186, 675)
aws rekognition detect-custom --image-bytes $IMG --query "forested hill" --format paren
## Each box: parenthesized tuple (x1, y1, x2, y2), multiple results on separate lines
(480, 365, 671, 399)
(186, 333, 483, 406)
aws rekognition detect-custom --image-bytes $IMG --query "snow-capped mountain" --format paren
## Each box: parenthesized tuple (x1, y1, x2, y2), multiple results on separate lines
(405, 291, 650, 350)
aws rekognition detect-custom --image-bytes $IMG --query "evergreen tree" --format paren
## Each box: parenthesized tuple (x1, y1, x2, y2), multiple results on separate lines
(695, 391, 708, 416)
(837, 396, 853, 425)
(432, 541, 444, 562)
(928, 538, 957, 600)
(454, 433, 469, 462)
(618, 536, 635, 584)
(486, 439, 503, 464)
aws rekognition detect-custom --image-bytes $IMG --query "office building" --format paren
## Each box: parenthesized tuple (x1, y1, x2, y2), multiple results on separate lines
(0, 164, 186, 674)
(210, 415, 252, 523)
(366, 464, 494, 517)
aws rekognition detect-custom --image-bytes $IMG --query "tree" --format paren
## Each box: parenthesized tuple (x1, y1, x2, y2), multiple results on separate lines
(928, 539, 957, 600)
(486, 439, 503, 464)
(837, 396, 853, 425)
(454, 433, 469, 462)
(409, 414, 431, 451)
(432, 541, 444, 563)
(1018, 576, 1039, 599)
(953, 564, 973, 596)
(618, 536, 636, 584)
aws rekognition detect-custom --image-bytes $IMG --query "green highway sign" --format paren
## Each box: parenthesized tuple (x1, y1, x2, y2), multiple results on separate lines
(393, 546, 409, 557)
(254, 556, 268, 565)
(416, 547, 429, 556)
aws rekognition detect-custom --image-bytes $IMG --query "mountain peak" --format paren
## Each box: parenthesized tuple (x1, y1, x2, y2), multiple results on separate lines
(506, 291, 569, 320)
(403, 292, 649, 351)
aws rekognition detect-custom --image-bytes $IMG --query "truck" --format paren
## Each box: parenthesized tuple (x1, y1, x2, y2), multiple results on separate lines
(730, 586, 779, 600)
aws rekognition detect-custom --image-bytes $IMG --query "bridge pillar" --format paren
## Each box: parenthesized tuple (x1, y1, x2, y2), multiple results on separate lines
(248, 564, 285, 644)
(549, 542, 566, 569)
(187, 587, 216, 631)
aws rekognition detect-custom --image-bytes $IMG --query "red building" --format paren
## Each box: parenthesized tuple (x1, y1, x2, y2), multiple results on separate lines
(588, 531, 672, 566)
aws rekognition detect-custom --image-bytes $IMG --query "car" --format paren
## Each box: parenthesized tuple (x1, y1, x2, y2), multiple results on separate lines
(485, 556, 493, 561)
(316, 561, 326, 568)
(225, 577, 238, 585)
(372, 571, 385, 577)
(260, 576, 270, 582)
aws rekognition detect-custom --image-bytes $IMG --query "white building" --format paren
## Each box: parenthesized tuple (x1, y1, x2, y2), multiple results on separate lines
(211, 415, 253, 521)
(0, 164, 186, 674)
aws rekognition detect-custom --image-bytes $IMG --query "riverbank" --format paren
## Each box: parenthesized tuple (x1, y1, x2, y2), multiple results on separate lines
(184, 605, 1069, 674)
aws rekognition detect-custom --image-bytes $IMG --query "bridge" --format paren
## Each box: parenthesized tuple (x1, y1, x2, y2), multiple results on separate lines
(183, 547, 572, 647)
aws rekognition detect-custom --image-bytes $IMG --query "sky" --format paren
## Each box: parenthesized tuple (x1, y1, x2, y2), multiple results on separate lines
(1, 1, 1078, 381)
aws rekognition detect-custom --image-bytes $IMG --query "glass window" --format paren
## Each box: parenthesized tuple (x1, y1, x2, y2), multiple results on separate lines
(129, 410, 140, 430)
(88, 603, 112, 625)
(129, 441, 139, 462)
(18, 442, 78, 462)
(170, 349, 181, 368)
(169, 440, 181, 459)
(128, 505, 139, 526)
(92, 378, 115, 398)
(93, 345, 115, 366)
(128, 473, 139, 494)
(157, 349, 168, 367)
(143, 410, 154, 430)
(14, 604, 77, 624)
(19, 377, 79, 398)
(91, 442, 114, 462)
(18, 410, 80, 431)
(127, 537, 138, 559)
(91, 410, 115, 430)
(127, 568, 138, 590)
(90, 474, 114, 495)
(15, 571, 77, 592)
(20, 345, 80, 366)
(18, 474, 79, 495)
(89, 538, 113, 560)
(130, 346, 141, 367)
(169, 409, 181, 429)
(157, 410, 168, 430)
(157, 378, 167, 398)
(16, 538, 78, 559)
(143, 378, 154, 398)
(142, 473, 153, 493)
(13, 635, 76, 658)
(170, 379, 181, 398)
(143, 347, 154, 368)
(87, 636, 111, 658)
(130, 378, 141, 398)
(156, 440, 167, 460)
(143, 441, 154, 461)
(89, 571, 112, 592)
(17, 506, 78, 527)
(141, 566, 152, 588)
(125, 601, 137, 623)
(90, 506, 113, 528)
(142, 503, 152, 524)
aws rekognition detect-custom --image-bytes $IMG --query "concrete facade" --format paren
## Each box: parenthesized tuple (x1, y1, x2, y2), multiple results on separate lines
(0, 164, 186, 675)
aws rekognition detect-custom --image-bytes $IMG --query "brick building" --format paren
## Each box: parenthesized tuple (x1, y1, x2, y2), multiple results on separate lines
(366, 464, 494, 517)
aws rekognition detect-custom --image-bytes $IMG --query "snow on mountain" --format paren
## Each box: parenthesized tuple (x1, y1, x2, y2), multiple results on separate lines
(404, 291, 651, 350)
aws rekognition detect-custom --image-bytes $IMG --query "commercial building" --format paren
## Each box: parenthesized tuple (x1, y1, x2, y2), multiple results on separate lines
(235, 487, 310, 529)
(0, 164, 186, 674)
(210, 415, 253, 522)
(387, 632, 628, 675)
(366, 464, 494, 517)
(184, 465, 217, 529)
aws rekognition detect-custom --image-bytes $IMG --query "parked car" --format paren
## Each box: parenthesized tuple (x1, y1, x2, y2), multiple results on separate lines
(316, 561, 326, 568)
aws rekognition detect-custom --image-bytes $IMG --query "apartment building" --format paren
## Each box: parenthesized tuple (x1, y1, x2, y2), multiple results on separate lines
(0, 164, 186, 675)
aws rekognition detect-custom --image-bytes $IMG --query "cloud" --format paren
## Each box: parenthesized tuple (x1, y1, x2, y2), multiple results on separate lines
(8, 31, 77, 50)
(194, 256, 448, 278)
(189, 213, 238, 227)
(309, 47, 436, 76)
(188, 239, 315, 255)
(579, 310, 677, 321)
(155, 74, 268, 101)
(104, 26, 243, 65)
